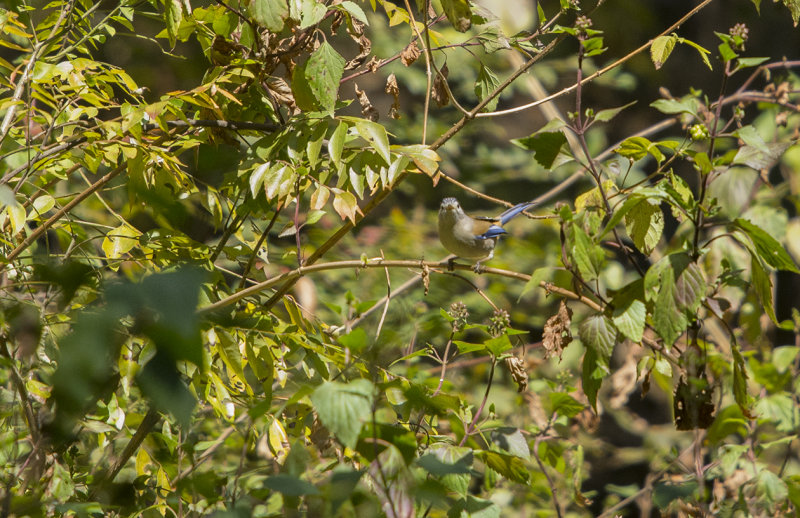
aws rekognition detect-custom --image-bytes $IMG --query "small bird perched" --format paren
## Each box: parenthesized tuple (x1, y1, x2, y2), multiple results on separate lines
(438, 197, 534, 271)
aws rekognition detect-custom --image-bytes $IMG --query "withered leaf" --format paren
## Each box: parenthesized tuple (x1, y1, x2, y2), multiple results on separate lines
(673, 375, 715, 430)
(542, 300, 573, 360)
(432, 64, 450, 107)
(346, 34, 372, 70)
(385, 73, 401, 119)
(400, 41, 421, 66)
(504, 356, 529, 393)
(354, 83, 379, 122)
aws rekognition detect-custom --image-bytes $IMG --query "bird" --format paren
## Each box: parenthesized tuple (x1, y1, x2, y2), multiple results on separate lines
(438, 197, 534, 271)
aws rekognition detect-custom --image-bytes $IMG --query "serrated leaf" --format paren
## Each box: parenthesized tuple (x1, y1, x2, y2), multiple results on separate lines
(611, 283, 646, 343)
(477, 451, 529, 483)
(644, 253, 704, 345)
(624, 199, 663, 255)
(650, 34, 676, 69)
(475, 64, 500, 112)
(548, 393, 585, 418)
(650, 98, 699, 116)
(299, 0, 327, 28)
(355, 120, 391, 165)
(581, 347, 604, 411)
(512, 131, 567, 169)
(616, 136, 664, 163)
(734, 218, 799, 272)
(750, 255, 777, 323)
(338, 1, 369, 25)
(571, 224, 603, 281)
(578, 313, 616, 361)
(304, 42, 345, 114)
(249, 0, 288, 32)
(310, 379, 374, 449)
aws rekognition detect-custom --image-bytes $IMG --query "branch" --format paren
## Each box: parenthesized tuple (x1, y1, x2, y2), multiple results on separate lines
(88, 407, 160, 500)
(475, 0, 715, 118)
(2, 162, 127, 269)
(198, 258, 603, 315)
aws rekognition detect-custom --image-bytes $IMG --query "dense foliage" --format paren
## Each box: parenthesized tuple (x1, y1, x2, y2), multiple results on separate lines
(2, 0, 800, 516)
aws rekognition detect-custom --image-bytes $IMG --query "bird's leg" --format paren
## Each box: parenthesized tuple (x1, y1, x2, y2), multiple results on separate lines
(472, 251, 493, 273)
(447, 257, 457, 271)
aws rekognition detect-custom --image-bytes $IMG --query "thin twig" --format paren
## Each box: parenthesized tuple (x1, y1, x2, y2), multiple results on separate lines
(475, 0, 715, 118)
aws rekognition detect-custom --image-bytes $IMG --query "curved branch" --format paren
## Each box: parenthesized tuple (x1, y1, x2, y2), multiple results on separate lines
(197, 258, 603, 315)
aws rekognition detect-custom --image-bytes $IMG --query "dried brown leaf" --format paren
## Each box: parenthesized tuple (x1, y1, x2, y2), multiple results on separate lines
(346, 34, 372, 70)
(542, 300, 573, 360)
(432, 64, 450, 107)
(400, 41, 421, 66)
(385, 73, 401, 119)
(504, 356, 529, 393)
(354, 82, 379, 122)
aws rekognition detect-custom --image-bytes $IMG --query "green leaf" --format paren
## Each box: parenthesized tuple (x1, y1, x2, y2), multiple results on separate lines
(249, 162, 270, 197)
(750, 255, 777, 323)
(137, 351, 197, 427)
(300, 41, 345, 114)
(680, 37, 712, 69)
(164, 0, 182, 47)
(571, 223, 604, 281)
(249, 0, 289, 32)
(264, 164, 295, 200)
(101, 224, 141, 260)
(299, 0, 327, 28)
(755, 469, 789, 505)
(512, 131, 567, 169)
(594, 101, 636, 122)
(310, 379, 374, 449)
(264, 474, 320, 496)
(644, 253, 704, 346)
(650, 98, 699, 117)
(650, 34, 676, 69)
(624, 198, 663, 255)
(355, 120, 391, 165)
(490, 427, 530, 459)
(653, 479, 699, 509)
(475, 64, 500, 112)
(338, 1, 369, 25)
(578, 313, 616, 362)
(477, 451, 529, 483)
(328, 121, 348, 164)
(547, 392, 585, 418)
(616, 136, 664, 163)
(441, 0, 472, 32)
(217, 330, 247, 389)
(485, 334, 512, 356)
(732, 344, 753, 417)
(611, 280, 646, 343)
(582, 347, 604, 412)
(338, 327, 368, 353)
(734, 218, 799, 273)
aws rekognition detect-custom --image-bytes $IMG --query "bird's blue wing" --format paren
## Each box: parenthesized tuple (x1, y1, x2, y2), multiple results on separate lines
(476, 224, 507, 240)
